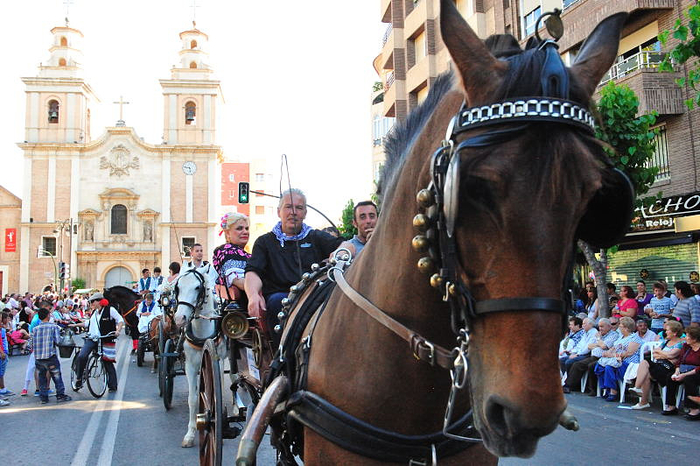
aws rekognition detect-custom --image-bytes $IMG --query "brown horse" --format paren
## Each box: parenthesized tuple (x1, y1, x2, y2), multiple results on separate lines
(296, 2, 629, 464)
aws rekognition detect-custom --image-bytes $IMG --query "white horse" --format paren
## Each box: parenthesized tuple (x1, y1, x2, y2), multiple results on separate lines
(174, 263, 227, 448)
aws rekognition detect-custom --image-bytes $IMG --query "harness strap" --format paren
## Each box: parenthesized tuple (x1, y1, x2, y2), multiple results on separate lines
(332, 268, 455, 370)
(286, 390, 477, 464)
(121, 302, 140, 318)
(474, 297, 565, 315)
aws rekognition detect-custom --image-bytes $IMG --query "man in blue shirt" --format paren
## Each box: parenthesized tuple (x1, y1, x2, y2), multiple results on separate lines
(337, 201, 378, 258)
(31, 308, 72, 404)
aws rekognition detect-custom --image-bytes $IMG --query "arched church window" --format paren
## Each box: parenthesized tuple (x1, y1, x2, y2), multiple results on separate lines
(190, 40, 197, 49)
(185, 101, 196, 125)
(48, 100, 59, 124)
(111, 204, 127, 235)
(190, 61, 198, 69)
(58, 58, 67, 66)
(60, 36, 67, 47)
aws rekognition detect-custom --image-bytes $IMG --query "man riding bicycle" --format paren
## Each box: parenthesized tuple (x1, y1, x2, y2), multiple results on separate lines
(71, 293, 123, 392)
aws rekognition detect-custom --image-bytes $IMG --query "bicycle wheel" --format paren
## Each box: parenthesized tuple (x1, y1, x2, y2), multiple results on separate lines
(86, 354, 108, 398)
(162, 339, 175, 410)
(70, 351, 81, 391)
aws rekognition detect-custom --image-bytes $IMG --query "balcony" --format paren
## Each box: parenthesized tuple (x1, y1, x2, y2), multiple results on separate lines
(598, 52, 684, 115)
(382, 23, 393, 46)
(559, 0, 674, 52)
(381, 0, 392, 23)
(405, 0, 429, 38)
(384, 70, 395, 92)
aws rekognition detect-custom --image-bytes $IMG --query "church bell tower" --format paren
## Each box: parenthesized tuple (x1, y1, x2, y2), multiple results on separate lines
(21, 20, 97, 144)
(160, 22, 222, 145)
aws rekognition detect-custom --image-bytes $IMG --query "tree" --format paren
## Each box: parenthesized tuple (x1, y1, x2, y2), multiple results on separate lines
(580, 82, 660, 317)
(338, 199, 357, 240)
(71, 277, 86, 292)
(659, 1, 700, 108)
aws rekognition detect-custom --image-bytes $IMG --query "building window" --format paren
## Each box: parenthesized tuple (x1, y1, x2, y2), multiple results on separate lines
(40, 236, 57, 257)
(373, 162, 384, 184)
(190, 61, 198, 69)
(647, 125, 670, 182)
(255, 173, 265, 182)
(185, 101, 196, 125)
(414, 31, 427, 63)
(58, 58, 67, 66)
(523, 7, 541, 37)
(60, 36, 67, 47)
(255, 205, 265, 215)
(373, 115, 395, 145)
(190, 40, 198, 49)
(48, 100, 59, 124)
(182, 236, 195, 257)
(228, 173, 235, 182)
(111, 204, 127, 234)
(229, 189, 235, 198)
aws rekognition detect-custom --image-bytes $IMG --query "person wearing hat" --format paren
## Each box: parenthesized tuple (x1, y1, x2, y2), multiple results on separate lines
(70, 293, 123, 392)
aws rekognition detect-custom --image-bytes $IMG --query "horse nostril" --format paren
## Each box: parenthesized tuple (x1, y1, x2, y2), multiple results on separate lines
(485, 397, 513, 438)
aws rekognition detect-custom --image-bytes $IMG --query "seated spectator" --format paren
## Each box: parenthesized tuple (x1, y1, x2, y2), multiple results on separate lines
(564, 318, 621, 395)
(613, 286, 638, 319)
(594, 316, 643, 401)
(18, 301, 33, 325)
(559, 316, 585, 364)
(10, 322, 30, 354)
(672, 281, 700, 328)
(561, 318, 597, 393)
(668, 326, 700, 420)
(51, 301, 70, 329)
(644, 282, 674, 334)
(630, 319, 683, 410)
(635, 318, 659, 344)
(136, 293, 161, 335)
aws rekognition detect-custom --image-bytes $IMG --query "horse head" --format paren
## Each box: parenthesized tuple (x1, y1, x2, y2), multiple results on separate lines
(174, 263, 218, 328)
(430, 1, 628, 456)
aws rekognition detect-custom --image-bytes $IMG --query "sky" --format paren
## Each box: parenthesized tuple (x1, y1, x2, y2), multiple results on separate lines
(1, 0, 384, 227)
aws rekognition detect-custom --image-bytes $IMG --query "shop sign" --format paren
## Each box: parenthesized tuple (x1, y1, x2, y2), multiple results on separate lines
(4, 229, 16, 252)
(632, 192, 700, 232)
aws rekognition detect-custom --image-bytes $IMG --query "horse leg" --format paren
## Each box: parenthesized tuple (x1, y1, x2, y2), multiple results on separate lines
(182, 342, 203, 448)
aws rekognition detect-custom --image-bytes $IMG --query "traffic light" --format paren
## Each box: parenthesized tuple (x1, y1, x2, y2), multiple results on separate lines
(238, 181, 250, 204)
(64, 262, 70, 280)
(59, 261, 66, 280)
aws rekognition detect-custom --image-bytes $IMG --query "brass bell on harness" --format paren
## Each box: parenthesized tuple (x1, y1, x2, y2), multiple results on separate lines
(411, 235, 429, 253)
(448, 283, 458, 296)
(417, 257, 434, 274)
(416, 189, 435, 208)
(311, 263, 320, 271)
(430, 273, 444, 288)
(413, 213, 430, 232)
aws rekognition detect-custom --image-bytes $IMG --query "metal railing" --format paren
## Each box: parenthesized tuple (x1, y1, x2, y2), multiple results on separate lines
(647, 125, 671, 182)
(382, 23, 393, 46)
(601, 51, 666, 84)
(384, 71, 395, 91)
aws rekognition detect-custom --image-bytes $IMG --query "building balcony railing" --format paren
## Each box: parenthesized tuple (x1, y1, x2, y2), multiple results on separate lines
(382, 23, 393, 46)
(384, 71, 395, 91)
(600, 51, 666, 85)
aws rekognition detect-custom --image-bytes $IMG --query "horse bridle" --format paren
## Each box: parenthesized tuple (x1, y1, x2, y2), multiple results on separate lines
(174, 268, 209, 323)
(330, 39, 595, 443)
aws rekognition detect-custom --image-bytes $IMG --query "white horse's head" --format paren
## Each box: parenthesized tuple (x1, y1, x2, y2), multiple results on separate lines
(174, 263, 218, 328)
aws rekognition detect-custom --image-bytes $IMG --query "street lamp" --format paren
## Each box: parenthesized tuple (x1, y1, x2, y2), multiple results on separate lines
(38, 247, 58, 290)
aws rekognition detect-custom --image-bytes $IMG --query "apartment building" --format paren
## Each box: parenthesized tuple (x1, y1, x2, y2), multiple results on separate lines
(375, 0, 700, 286)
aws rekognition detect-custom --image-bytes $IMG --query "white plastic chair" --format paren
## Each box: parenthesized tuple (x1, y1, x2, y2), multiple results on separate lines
(619, 342, 653, 403)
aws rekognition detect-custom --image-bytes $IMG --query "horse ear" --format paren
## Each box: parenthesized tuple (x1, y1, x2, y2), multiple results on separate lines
(439, 0, 505, 103)
(570, 12, 628, 97)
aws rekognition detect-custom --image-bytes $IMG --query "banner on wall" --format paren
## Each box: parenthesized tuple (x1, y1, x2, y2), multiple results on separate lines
(5, 229, 16, 252)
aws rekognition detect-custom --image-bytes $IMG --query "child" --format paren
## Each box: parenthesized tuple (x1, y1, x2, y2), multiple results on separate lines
(644, 281, 674, 334)
(31, 308, 71, 404)
(0, 312, 14, 404)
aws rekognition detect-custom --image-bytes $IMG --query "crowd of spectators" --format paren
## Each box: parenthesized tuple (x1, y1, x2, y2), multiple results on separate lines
(562, 279, 700, 420)
(0, 290, 92, 407)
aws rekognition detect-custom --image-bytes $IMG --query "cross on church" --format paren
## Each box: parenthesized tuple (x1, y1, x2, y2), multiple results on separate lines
(63, 0, 74, 26)
(190, 0, 200, 26)
(113, 95, 130, 126)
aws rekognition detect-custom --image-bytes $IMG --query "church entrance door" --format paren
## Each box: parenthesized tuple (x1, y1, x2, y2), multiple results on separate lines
(105, 266, 133, 288)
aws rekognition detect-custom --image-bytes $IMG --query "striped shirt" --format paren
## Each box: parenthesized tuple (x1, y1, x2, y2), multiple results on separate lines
(31, 321, 61, 360)
(672, 298, 700, 328)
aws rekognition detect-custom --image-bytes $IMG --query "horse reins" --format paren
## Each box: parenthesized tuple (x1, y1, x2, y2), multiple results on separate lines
(175, 267, 221, 347)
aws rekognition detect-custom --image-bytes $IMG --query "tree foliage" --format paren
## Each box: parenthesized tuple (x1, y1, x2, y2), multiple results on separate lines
(338, 199, 357, 240)
(659, 1, 700, 108)
(71, 277, 86, 292)
(595, 82, 660, 207)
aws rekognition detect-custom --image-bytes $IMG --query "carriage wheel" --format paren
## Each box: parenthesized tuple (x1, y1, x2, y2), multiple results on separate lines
(198, 339, 223, 466)
(137, 339, 145, 367)
(162, 339, 175, 410)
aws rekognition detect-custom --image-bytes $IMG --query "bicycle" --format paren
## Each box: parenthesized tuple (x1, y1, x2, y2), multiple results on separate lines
(69, 332, 117, 398)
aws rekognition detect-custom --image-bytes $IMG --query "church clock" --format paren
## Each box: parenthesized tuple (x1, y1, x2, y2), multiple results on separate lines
(182, 161, 197, 175)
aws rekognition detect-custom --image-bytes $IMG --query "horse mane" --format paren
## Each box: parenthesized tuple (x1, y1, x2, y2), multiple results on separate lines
(378, 71, 455, 203)
(377, 34, 599, 208)
(105, 285, 138, 297)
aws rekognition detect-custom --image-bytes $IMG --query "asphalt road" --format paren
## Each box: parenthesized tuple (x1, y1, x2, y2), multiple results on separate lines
(1, 335, 698, 465)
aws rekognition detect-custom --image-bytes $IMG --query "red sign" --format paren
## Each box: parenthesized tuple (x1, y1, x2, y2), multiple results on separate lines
(5, 229, 16, 252)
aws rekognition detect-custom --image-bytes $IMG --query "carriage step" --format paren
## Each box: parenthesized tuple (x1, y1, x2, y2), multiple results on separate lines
(222, 425, 242, 439)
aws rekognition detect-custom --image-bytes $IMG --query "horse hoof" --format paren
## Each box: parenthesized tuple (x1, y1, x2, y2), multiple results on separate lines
(182, 437, 195, 448)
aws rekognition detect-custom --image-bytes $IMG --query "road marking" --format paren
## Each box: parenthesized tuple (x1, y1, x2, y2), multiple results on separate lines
(70, 337, 128, 466)
(97, 340, 131, 465)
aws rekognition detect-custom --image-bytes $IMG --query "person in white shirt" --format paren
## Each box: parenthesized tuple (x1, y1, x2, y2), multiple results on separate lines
(561, 318, 597, 376)
(136, 293, 161, 334)
(184, 243, 208, 269)
(70, 293, 123, 392)
(137, 269, 157, 297)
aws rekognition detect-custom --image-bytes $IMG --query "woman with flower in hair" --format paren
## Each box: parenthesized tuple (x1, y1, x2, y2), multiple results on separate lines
(212, 212, 251, 303)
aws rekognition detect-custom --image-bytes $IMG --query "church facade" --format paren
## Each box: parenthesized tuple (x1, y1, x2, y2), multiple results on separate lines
(19, 21, 222, 293)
